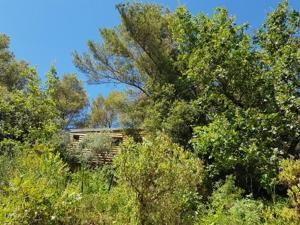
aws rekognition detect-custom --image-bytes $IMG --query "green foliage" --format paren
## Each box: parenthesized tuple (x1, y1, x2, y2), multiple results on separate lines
(90, 91, 126, 128)
(192, 109, 288, 195)
(262, 201, 299, 225)
(64, 132, 114, 167)
(117, 92, 148, 129)
(0, 67, 61, 155)
(0, 34, 29, 90)
(180, 1, 300, 195)
(0, 146, 115, 225)
(73, 2, 175, 95)
(74, 2, 201, 146)
(0, 146, 81, 225)
(278, 159, 300, 221)
(55, 74, 88, 128)
(46, 67, 88, 129)
(0, 154, 14, 189)
(114, 134, 203, 225)
(197, 176, 264, 225)
(0, 1, 299, 224)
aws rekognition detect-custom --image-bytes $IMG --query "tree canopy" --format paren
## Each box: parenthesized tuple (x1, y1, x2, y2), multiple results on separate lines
(0, 34, 29, 90)
(89, 91, 126, 128)
(75, 0, 300, 196)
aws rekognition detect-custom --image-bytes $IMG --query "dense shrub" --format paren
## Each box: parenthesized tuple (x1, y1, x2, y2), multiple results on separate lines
(0, 146, 80, 225)
(197, 176, 264, 225)
(114, 134, 204, 225)
(0, 145, 114, 225)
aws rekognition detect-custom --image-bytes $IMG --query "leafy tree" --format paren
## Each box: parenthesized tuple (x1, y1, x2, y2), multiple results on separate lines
(90, 91, 126, 128)
(74, 1, 300, 195)
(73, 3, 176, 96)
(74, 0, 299, 197)
(0, 67, 60, 155)
(90, 95, 107, 127)
(117, 91, 147, 128)
(57, 74, 88, 128)
(46, 68, 88, 128)
(0, 34, 29, 90)
(172, 1, 300, 195)
(74, 3, 203, 145)
(80, 133, 112, 154)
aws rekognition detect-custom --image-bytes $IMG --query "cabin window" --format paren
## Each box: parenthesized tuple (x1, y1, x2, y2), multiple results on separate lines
(112, 138, 122, 146)
(73, 135, 80, 141)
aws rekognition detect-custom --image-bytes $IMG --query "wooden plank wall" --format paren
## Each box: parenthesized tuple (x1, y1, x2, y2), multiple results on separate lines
(68, 130, 125, 165)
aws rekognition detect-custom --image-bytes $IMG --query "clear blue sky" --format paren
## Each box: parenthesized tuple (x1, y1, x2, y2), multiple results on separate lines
(0, 0, 299, 100)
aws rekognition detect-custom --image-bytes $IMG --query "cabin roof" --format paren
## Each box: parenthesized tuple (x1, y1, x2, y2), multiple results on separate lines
(69, 128, 124, 134)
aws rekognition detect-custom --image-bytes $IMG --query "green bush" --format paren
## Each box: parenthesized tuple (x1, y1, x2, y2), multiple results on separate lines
(197, 176, 264, 225)
(114, 134, 204, 225)
(0, 146, 82, 225)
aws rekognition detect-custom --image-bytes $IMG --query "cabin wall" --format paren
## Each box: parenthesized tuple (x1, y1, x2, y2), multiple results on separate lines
(67, 129, 127, 165)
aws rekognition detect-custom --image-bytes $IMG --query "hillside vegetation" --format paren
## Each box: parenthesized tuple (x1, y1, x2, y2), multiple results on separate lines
(0, 1, 300, 224)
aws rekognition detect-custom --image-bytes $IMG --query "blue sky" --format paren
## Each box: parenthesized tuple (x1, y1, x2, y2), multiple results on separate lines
(0, 0, 299, 100)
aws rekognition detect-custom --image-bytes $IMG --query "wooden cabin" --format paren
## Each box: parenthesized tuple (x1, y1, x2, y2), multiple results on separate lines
(68, 128, 141, 164)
